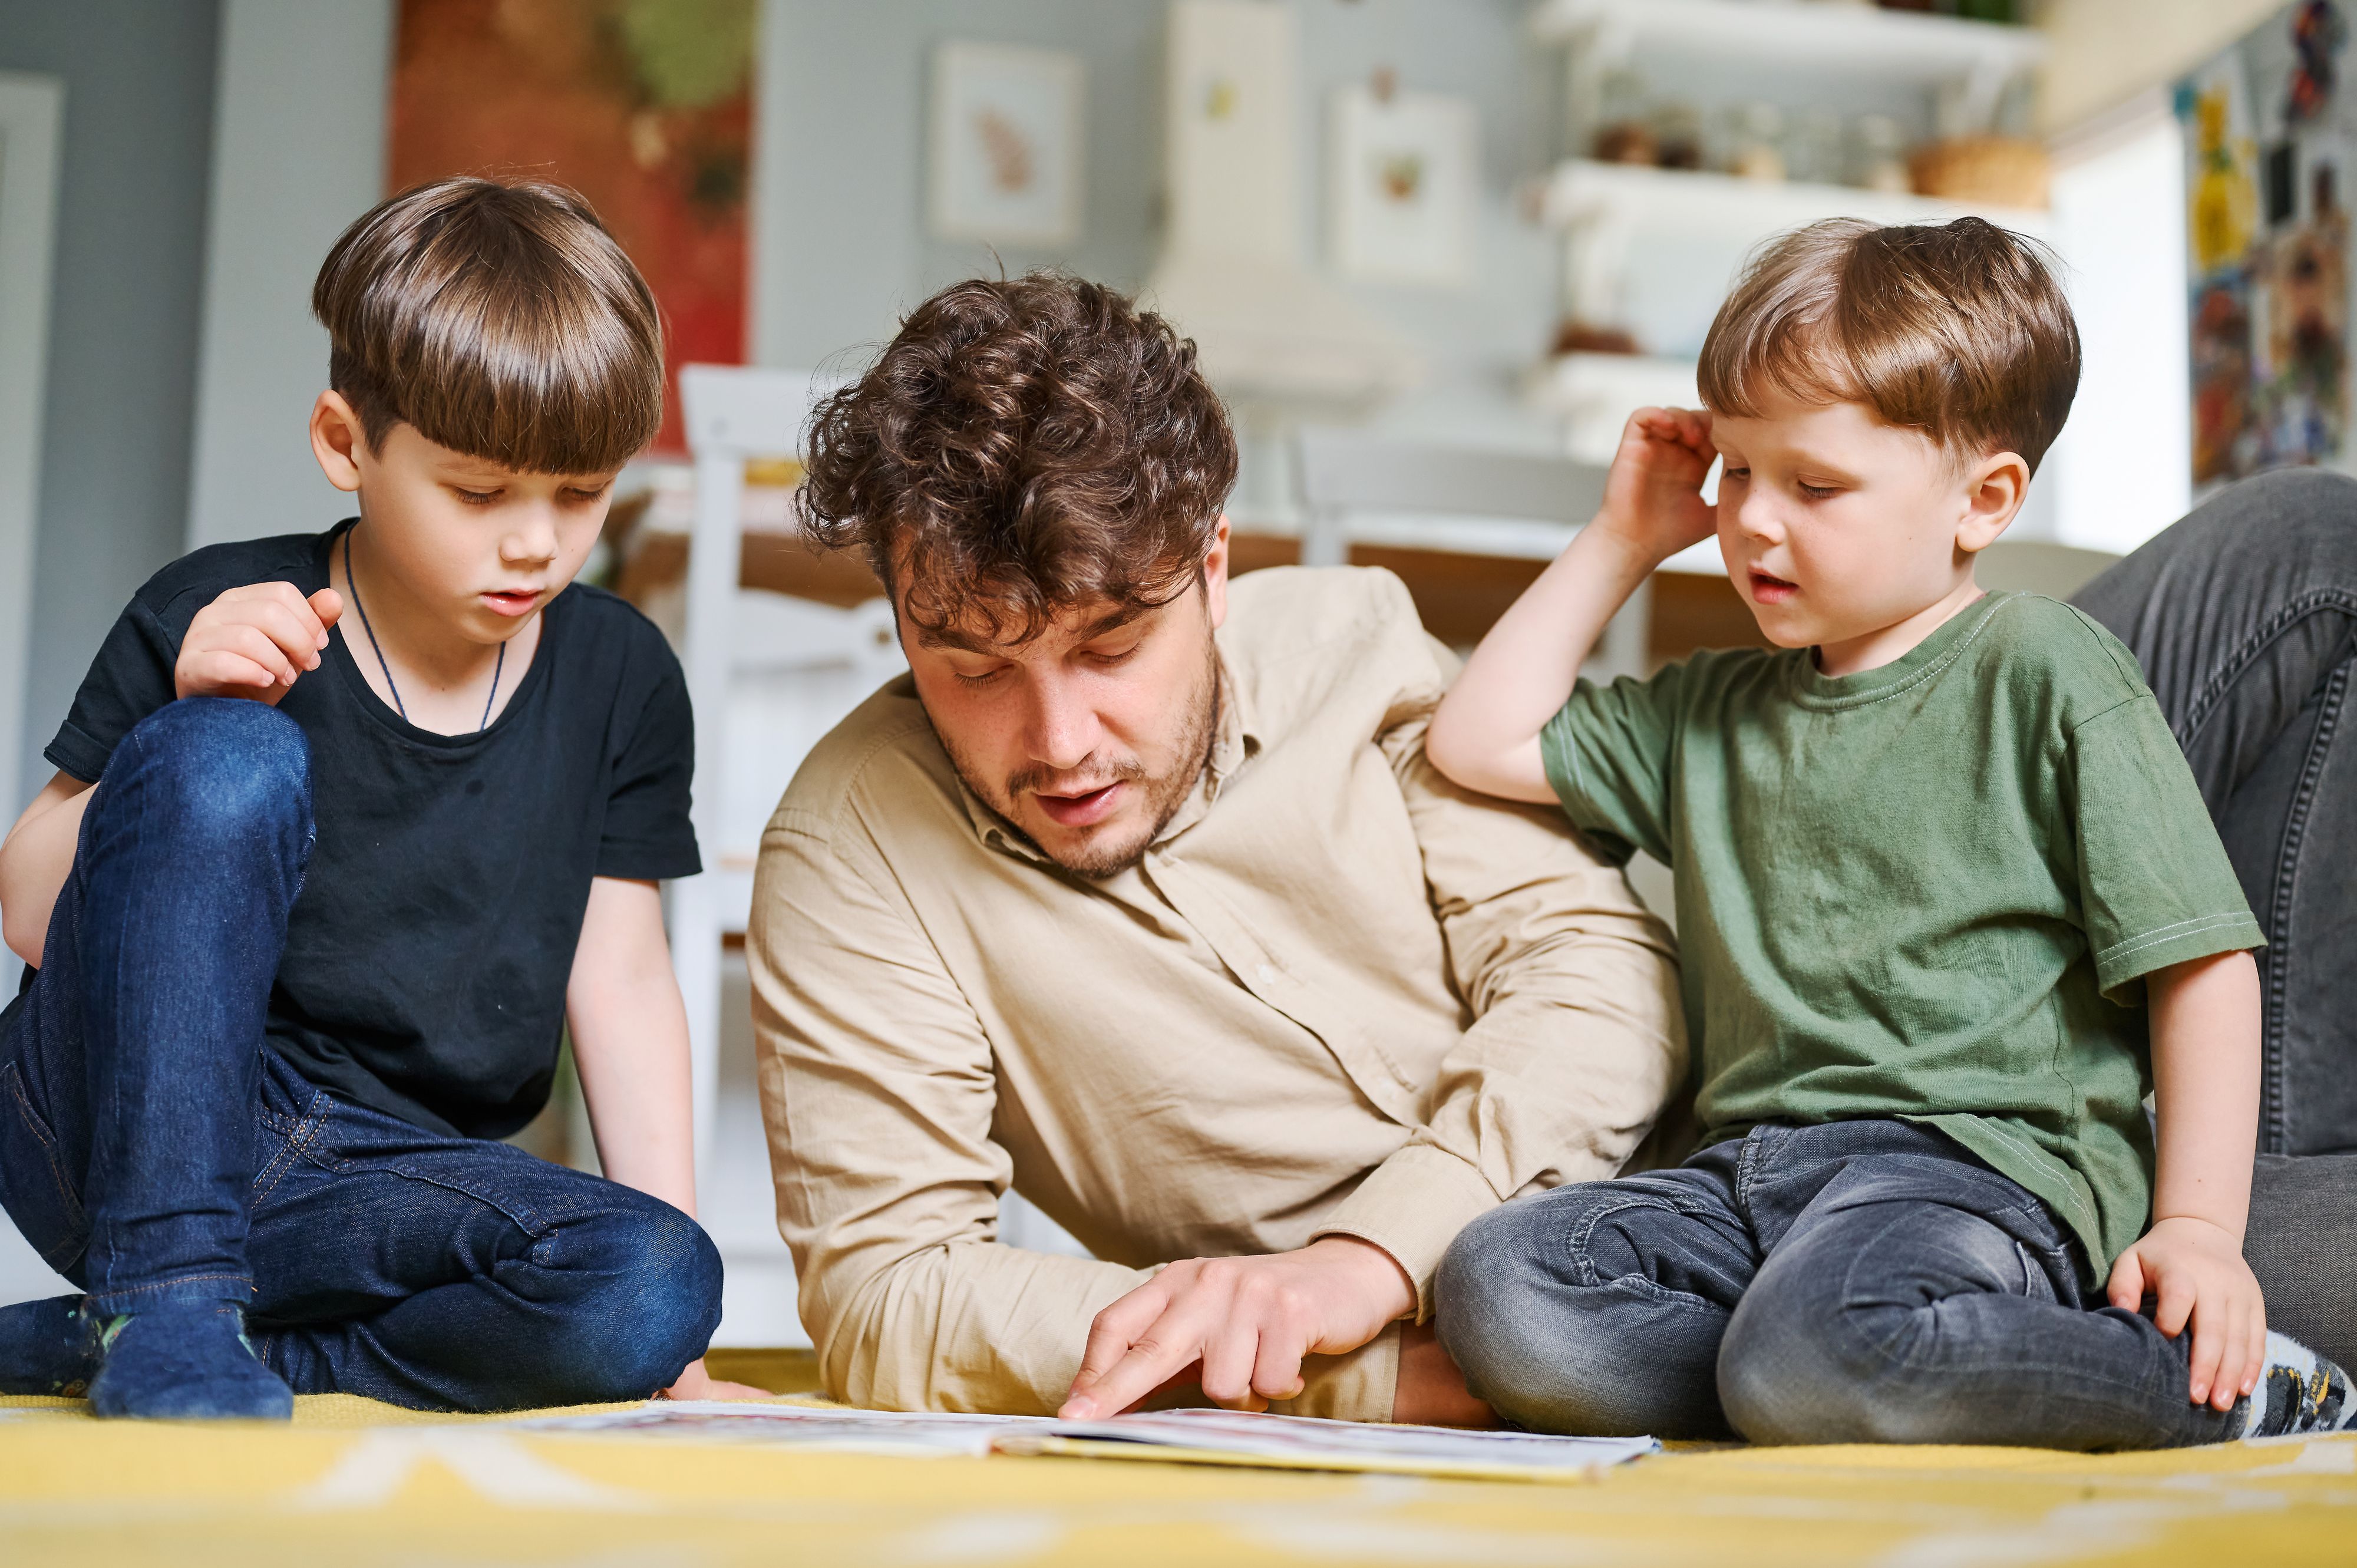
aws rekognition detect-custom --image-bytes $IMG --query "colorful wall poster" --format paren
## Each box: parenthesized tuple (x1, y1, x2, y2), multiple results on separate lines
(2178, 2, 2353, 490)
(389, 0, 758, 456)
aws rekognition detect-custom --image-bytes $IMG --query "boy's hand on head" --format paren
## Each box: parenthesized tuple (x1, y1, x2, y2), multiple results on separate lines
(174, 583, 344, 705)
(2108, 1214, 2269, 1412)
(1595, 406, 1718, 566)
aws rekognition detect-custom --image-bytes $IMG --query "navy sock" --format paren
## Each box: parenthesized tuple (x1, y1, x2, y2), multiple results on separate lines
(87, 1304, 292, 1421)
(0, 1294, 98, 1396)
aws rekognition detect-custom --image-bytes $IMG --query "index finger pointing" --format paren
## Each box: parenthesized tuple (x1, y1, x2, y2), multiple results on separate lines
(1067, 1306, 1214, 1420)
(1067, 1279, 1175, 1402)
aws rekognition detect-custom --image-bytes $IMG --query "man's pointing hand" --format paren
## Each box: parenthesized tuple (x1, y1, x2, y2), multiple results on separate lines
(1058, 1236, 1415, 1419)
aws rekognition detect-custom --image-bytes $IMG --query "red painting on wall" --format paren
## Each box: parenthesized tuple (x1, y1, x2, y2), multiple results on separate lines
(389, 0, 756, 456)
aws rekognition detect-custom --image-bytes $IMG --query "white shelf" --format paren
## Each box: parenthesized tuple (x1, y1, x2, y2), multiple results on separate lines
(1531, 0, 2046, 84)
(1524, 352, 1701, 464)
(1539, 159, 2050, 239)
(1526, 351, 1700, 414)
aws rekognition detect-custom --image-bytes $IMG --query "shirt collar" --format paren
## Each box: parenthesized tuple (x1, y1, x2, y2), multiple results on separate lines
(949, 655, 1262, 866)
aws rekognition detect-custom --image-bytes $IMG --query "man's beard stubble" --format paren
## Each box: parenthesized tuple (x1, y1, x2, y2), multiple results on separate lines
(943, 645, 1221, 880)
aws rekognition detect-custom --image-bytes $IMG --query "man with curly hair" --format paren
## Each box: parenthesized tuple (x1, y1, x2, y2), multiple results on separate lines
(747, 273, 1687, 1424)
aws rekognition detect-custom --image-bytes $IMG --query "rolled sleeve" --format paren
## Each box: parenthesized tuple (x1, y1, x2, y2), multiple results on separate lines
(1325, 702, 1685, 1318)
(748, 805, 1152, 1413)
(1314, 1143, 1500, 1313)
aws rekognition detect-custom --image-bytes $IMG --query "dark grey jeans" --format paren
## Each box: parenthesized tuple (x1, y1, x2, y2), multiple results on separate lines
(2073, 468, 2357, 1372)
(1438, 1120, 2241, 1448)
(1437, 471, 2357, 1445)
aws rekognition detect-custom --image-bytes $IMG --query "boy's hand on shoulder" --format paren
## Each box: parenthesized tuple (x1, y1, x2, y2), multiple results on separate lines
(2107, 1214, 2268, 1413)
(174, 583, 344, 704)
(1595, 406, 1719, 566)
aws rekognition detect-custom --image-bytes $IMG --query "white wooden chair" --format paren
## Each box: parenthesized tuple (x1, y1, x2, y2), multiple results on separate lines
(1292, 428, 1652, 675)
(672, 367, 1088, 1320)
(674, 366, 902, 1182)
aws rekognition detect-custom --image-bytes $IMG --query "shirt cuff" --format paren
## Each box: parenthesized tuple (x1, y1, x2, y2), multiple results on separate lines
(2092, 912, 2264, 998)
(1313, 1143, 1501, 1323)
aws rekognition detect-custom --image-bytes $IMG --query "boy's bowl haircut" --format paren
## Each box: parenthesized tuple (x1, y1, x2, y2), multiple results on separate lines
(313, 176, 664, 476)
(1697, 217, 2081, 476)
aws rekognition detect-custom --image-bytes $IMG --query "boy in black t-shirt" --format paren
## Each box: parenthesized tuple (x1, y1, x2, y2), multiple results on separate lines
(0, 178, 759, 1417)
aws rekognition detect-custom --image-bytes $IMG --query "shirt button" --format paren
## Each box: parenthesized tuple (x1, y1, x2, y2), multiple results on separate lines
(1256, 964, 1279, 986)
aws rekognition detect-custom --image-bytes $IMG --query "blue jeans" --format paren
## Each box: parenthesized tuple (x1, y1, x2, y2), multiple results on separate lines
(0, 698, 721, 1410)
(1438, 1120, 2242, 1448)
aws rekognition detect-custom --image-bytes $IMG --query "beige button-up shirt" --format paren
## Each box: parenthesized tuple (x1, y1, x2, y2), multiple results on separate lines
(748, 567, 1683, 1421)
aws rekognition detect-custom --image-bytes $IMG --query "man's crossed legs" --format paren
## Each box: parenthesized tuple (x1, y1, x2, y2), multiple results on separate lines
(0, 698, 719, 1415)
(1439, 1120, 2343, 1448)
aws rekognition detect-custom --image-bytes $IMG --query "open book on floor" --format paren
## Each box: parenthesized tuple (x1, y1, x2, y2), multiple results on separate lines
(509, 1400, 1658, 1483)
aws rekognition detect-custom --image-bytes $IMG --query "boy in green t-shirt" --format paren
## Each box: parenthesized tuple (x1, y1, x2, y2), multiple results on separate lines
(1425, 217, 2352, 1448)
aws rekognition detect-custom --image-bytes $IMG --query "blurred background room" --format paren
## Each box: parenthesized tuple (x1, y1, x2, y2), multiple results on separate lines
(0, 0, 2341, 1347)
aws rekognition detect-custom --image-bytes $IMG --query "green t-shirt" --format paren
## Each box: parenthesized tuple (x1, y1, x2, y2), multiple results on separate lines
(1540, 591, 2261, 1276)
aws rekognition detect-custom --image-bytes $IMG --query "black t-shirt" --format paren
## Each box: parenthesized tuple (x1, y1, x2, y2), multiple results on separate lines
(45, 520, 700, 1139)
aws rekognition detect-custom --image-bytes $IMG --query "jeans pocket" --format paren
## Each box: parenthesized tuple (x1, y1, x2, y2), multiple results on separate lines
(0, 1059, 89, 1269)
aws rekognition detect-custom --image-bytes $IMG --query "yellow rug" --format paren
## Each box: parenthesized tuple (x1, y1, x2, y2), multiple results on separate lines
(3, 1350, 2351, 1566)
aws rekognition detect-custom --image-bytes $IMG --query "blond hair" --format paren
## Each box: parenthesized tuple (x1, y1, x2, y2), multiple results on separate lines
(1697, 217, 2080, 473)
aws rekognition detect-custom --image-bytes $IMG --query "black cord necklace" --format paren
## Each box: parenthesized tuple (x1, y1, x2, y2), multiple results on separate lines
(344, 527, 503, 732)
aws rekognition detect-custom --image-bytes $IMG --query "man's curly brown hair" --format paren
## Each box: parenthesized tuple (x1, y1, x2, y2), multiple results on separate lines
(800, 273, 1239, 644)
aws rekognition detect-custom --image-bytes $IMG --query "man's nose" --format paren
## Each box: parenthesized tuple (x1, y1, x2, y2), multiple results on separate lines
(1023, 677, 1101, 772)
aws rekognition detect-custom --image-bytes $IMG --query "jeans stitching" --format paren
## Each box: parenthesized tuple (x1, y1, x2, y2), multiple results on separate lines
(2261, 657, 2349, 1151)
(95, 1272, 253, 1302)
(298, 1138, 552, 1239)
(2, 1060, 88, 1265)
(251, 1091, 328, 1206)
(1567, 1194, 1734, 1308)
(2177, 591, 2357, 747)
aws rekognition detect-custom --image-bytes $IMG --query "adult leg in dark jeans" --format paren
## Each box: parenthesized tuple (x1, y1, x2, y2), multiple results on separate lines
(0, 698, 722, 1414)
(2071, 468, 2357, 1369)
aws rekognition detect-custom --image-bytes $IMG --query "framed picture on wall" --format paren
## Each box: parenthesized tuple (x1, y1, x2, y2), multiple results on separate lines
(1329, 84, 1477, 288)
(929, 42, 1086, 248)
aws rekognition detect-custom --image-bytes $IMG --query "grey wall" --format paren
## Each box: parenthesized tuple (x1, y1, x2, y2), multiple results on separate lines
(186, 0, 392, 553)
(0, 0, 222, 807)
(753, 0, 1560, 452)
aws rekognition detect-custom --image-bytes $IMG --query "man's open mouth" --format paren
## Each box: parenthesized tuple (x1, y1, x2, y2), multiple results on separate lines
(1033, 781, 1125, 828)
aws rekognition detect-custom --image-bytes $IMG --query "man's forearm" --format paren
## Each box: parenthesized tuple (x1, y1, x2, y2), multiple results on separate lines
(818, 1239, 1152, 1414)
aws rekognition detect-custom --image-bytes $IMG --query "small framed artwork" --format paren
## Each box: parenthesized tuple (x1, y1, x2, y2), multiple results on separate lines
(1329, 85, 1477, 288)
(929, 42, 1085, 248)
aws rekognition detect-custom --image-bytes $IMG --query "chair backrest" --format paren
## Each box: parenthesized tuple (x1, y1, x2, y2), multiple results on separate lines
(1295, 429, 1608, 527)
(671, 364, 833, 1183)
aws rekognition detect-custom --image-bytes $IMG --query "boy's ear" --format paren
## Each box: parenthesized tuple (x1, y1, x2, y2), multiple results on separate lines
(1955, 450, 2030, 557)
(310, 391, 367, 494)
